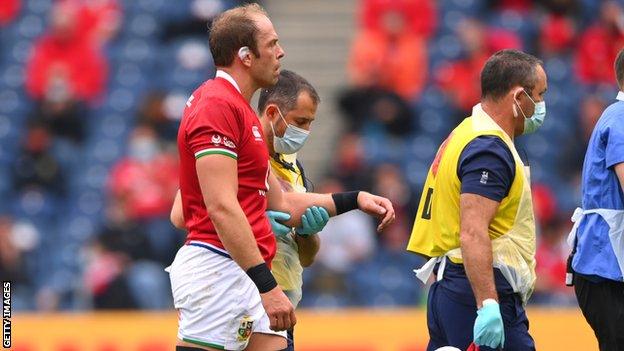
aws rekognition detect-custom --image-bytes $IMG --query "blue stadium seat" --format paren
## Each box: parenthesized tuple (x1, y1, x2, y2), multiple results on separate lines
(349, 249, 425, 307)
(16, 15, 46, 40)
(404, 160, 430, 189)
(1, 64, 27, 90)
(24, 0, 53, 16)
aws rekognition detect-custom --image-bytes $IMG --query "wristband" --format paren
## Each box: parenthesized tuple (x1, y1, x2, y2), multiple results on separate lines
(331, 191, 360, 215)
(246, 263, 277, 293)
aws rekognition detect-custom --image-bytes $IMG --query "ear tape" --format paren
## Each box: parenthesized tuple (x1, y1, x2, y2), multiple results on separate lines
(238, 46, 250, 61)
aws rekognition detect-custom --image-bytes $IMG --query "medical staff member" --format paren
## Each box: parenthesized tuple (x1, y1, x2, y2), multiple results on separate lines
(407, 49, 548, 351)
(258, 69, 329, 350)
(567, 48, 624, 351)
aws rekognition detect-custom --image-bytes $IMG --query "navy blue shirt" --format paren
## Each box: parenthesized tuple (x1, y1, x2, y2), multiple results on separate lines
(458, 136, 515, 202)
(451, 135, 517, 295)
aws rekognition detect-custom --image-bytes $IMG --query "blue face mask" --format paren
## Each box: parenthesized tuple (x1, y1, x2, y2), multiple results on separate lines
(271, 107, 310, 154)
(514, 90, 546, 135)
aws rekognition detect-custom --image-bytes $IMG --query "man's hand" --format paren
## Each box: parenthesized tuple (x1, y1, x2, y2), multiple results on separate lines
(473, 299, 505, 349)
(266, 211, 291, 237)
(296, 206, 330, 236)
(260, 286, 297, 331)
(356, 192, 395, 231)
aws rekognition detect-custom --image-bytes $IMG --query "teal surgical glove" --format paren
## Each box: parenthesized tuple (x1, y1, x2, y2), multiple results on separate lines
(473, 299, 505, 349)
(266, 210, 291, 237)
(295, 206, 329, 237)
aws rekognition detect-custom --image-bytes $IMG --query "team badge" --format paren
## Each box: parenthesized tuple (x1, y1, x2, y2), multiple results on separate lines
(236, 316, 254, 342)
(212, 134, 222, 145)
(252, 126, 263, 140)
(223, 136, 236, 149)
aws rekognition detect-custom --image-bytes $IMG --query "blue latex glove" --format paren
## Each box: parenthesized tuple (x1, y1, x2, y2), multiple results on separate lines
(266, 210, 291, 237)
(473, 300, 505, 349)
(295, 206, 330, 237)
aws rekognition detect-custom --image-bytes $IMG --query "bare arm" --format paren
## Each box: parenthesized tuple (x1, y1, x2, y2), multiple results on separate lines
(295, 234, 320, 267)
(170, 189, 185, 230)
(197, 155, 295, 331)
(196, 155, 265, 270)
(459, 193, 500, 308)
(615, 163, 624, 193)
(266, 172, 395, 231)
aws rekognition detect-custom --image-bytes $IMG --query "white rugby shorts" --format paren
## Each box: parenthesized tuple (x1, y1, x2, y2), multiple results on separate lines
(167, 242, 287, 350)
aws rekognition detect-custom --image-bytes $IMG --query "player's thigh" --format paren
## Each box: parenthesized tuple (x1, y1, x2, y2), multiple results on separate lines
(169, 245, 254, 350)
(244, 332, 287, 351)
(497, 294, 535, 351)
(432, 286, 476, 349)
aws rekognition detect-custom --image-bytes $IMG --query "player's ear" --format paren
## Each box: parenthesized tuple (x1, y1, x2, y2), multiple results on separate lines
(265, 104, 279, 122)
(238, 46, 252, 67)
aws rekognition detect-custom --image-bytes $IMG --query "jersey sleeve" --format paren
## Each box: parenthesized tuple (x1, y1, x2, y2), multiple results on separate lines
(186, 98, 242, 160)
(457, 136, 516, 202)
(605, 119, 624, 169)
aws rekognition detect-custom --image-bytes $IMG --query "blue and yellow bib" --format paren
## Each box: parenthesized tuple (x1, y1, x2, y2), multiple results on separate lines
(407, 104, 537, 303)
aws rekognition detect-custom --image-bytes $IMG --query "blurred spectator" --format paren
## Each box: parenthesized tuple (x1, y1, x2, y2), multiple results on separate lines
(0, 216, 39, 310)
(575, 1, 624, 85)
(436, 18, 522, 118)
(536, 0, 579, 56)
(338, 87, 417, 137)
(537, 0, 579, 15)
(161, 0, 226, 42)
(370, 164, 418, 251)
(108, 124, 178, 221)
(348, 7, 428, 100)
(0, 216, 38, 290)
(533, 217, 575, 305)
(137, 91, 179, 143)
(28, 84, 88, 144)
(84, 232, 137, 309)
(532, 183, 558, 230)
(307, 178, 377, 304)
(538, 14, 576, 56)
(68, 0, 122, 46)
(25, 1, 108, 104)
(97, 205, 153, 262)
(360, 0, 437, 40)
(90, 206, 173, 309)
(0, 0, 20, 26)
(329, 133, 372, 191)
(486, 0, 533, 12)
(12, 122, 65, 196)
(559, 93, 607, 180)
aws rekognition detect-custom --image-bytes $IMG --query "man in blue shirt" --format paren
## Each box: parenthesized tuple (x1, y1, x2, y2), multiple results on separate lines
(568, 49, 624, 351)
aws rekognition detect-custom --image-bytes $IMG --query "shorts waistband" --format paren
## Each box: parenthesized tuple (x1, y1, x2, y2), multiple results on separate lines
(187, 241, 232, 259)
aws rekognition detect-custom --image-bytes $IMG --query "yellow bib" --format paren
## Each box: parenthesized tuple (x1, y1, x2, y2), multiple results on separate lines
(407, 104, 537, 303)
(270, 153, 306, 307)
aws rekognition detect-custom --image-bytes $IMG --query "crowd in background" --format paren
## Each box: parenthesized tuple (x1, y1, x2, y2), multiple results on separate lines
(0, 0, 620, 311)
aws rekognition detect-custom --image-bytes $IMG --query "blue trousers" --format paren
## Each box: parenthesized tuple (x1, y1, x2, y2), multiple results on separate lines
(283, 328, 294, 351)
(426, 281, 535, 351)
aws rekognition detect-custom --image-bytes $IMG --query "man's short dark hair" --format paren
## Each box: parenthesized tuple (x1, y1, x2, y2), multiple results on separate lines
(258, 70, 320, 114)
(481, 49, 543, 101)
(615, 48, 624, 88)
(208, 4, 267, 67)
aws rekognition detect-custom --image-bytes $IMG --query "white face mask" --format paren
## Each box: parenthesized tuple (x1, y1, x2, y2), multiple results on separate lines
(270, 107, 310, 154)
(513, 90, 546, 135)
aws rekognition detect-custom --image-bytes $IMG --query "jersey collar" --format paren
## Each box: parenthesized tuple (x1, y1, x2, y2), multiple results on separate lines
(617, 91, 624, 102)
(215, 70, 242, 94)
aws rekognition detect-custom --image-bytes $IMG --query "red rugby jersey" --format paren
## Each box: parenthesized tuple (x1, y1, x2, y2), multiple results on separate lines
(177, 75, 276, 263)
